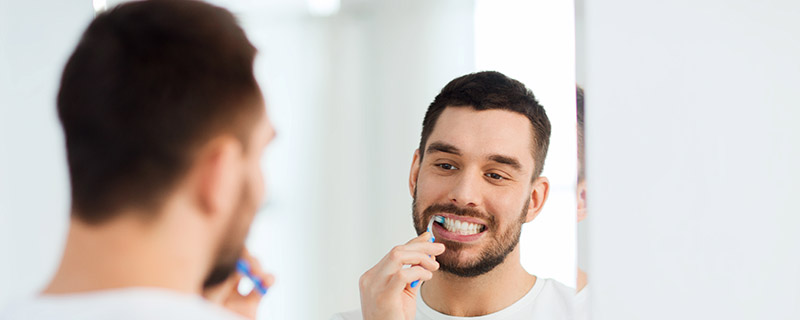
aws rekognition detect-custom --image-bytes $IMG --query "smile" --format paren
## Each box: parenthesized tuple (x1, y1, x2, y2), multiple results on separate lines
(440, 217, 485, 235)
(432, 214, 488, 242)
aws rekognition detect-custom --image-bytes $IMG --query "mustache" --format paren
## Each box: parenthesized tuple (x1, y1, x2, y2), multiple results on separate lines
(422, 203, 496, 227)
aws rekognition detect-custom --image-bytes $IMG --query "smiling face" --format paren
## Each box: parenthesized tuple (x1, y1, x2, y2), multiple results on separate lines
(410, 106, 549, 277)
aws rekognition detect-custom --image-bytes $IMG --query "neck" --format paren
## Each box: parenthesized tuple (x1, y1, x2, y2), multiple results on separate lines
(577, 267, 588, 292)
(44, 205, 213, 296)
(421, 246, 536, 317)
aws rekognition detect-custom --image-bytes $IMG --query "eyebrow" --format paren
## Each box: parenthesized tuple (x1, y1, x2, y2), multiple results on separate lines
(426, 141, 523, 172)
(426, 142, 461, 156)
(488, 154, 522, 172)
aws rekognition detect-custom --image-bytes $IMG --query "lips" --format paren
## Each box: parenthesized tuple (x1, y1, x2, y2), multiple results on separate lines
(432, 214, 487, 242)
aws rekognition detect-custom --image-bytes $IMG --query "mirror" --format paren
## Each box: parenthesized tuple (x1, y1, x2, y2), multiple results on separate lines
(0, 1, 580, 319)
(205, 0, 579, 318)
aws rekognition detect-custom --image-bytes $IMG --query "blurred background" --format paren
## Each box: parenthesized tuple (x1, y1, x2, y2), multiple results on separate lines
(0, 0, 577, 319)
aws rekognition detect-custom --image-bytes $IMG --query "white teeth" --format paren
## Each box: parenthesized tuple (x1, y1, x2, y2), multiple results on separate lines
(442, 217, 484, 235)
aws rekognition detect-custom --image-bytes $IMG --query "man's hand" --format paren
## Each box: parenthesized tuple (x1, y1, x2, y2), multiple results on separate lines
(358, 232, 445, 320)
(203, 249, 274, 320)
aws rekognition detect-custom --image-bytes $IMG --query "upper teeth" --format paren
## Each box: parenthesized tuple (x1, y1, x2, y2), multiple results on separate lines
(443, 217, 483, 235)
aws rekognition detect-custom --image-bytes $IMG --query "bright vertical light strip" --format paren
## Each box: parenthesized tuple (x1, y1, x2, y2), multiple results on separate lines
(475, 0, 577, 287)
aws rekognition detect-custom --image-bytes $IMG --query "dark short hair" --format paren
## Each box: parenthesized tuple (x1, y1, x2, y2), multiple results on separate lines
(576, 85, 585, 182)
(419, 71, 551, 180)
(58, 0, 261, 224)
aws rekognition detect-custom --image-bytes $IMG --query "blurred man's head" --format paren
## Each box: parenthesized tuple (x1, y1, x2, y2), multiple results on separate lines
(57, 0, 273, 288)
(409, 71, 551, 277)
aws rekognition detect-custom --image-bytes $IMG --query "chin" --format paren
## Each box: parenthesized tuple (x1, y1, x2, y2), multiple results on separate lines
(439, 248, 482, 268)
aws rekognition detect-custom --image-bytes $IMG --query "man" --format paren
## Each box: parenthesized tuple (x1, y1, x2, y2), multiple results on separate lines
(334, 71, 573, 320)
(0, 1, 273, 319)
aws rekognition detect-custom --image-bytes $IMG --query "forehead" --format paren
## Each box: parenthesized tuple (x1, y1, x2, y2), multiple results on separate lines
(427, 107, 535, 167)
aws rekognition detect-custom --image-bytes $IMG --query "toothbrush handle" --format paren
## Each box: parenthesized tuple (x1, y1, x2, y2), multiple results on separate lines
(409, 234, 435, 288)
(236, 259, 269, 295)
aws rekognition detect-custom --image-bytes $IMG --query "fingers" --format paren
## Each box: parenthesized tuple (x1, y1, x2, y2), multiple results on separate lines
(405, 232, 435, 244)
(402, 241, 446, 257)
(378, 249, 439, 277)
(241, 253, 273, 296)
(357, 234, 447, 320)
(390, 266, 433, 291)
(369, 233, 445, 276)
(242, 274, 273, 304)
(406, 232, 446, 254)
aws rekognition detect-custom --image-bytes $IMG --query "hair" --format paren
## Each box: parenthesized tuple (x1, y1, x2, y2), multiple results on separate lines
(418, 71, 551, 180)
(576, 85, 585, 182)
(57, 0, 261, 224)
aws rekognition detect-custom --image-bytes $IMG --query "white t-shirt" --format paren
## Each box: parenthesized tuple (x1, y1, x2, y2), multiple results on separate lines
(0, 287, 245, 320)
(331, 277, 574, 320)
(575, 284, 589, 320)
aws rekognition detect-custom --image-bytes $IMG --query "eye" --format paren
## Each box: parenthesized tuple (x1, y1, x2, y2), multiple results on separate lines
(485, 172, 505, 180)
(436, 163, 458, 170)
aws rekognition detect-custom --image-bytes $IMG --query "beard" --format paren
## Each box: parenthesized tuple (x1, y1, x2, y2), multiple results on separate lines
(202, 180, 257, 289)
(412, 190, 527, 278)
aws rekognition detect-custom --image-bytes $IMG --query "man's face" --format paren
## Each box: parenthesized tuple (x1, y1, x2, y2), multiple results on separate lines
(411, 106, 541, 277)
(203, 108, 275, 288)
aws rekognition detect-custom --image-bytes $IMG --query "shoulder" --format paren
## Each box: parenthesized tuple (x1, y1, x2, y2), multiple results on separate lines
(540, 277, 575, 297)
(575, 283, 590, 320)
(522, 278, 575, 319)
(0, 289, 244, 320)
(329, 309, 363, 320)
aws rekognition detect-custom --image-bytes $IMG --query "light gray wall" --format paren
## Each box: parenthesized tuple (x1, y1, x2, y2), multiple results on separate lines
(0, 0, 92, 309)
(583, 0, 800, 318)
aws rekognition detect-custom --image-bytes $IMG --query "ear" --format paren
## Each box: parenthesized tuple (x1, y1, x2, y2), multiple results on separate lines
(409, 149, 421, 197)
(577, 180, 587, 222)
(195, 135, 243, 220)
(525, 176, 550, 223)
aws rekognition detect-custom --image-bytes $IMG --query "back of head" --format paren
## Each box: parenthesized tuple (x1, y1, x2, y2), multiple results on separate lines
(419, 71, 551, 179)
(58, 0, 261, 224)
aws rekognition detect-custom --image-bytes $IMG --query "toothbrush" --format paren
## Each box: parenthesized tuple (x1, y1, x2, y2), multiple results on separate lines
(236, 259, 268, 295)
(410, 215, 445, 288)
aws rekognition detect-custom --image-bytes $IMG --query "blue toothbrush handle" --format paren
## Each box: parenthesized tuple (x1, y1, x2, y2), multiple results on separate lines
(236, 259, 269, 295)
(410, 233, 436, 288)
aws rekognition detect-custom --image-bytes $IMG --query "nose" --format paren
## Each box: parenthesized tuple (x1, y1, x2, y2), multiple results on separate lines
(447, 170, 482, 207)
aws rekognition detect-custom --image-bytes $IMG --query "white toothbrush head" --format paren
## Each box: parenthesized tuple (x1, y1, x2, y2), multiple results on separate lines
(426, 215, 445, 232)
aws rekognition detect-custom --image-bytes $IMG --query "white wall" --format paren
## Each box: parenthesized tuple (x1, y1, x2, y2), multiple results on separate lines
(582, 0, 800, 318)
(0, 0, 92, 308)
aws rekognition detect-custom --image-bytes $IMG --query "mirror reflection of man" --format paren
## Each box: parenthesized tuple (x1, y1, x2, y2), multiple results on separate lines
(333, 71, 573, 320)
(576, 85, 589, 319)
(1, 1, 273, 319)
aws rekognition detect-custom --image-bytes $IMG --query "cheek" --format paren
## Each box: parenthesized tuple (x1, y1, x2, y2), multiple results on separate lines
(485, 189, 527, 222)
(415, 172, 451, 203)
